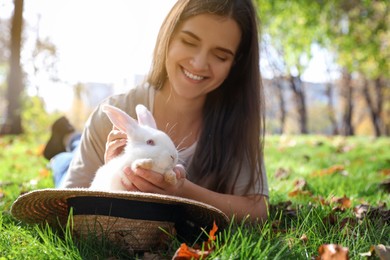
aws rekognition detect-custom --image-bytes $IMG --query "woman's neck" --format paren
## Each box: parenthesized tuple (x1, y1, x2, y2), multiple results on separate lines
(153, 84, 204, 150)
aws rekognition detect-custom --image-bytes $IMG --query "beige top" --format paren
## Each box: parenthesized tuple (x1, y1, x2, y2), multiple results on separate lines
(60, 83, 268, 196)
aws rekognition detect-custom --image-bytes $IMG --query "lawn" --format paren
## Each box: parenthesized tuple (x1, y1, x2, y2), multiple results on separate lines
(0, 134, 389, 259)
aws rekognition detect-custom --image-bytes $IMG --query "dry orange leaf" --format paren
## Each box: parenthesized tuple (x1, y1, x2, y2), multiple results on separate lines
(39, 168, 50, 177)
(36, 144, 45, 156)
(288, 189, 312, 198)
(172, 222, 218, 260)
(312, 165, 345, 177)
(380, 169, 390, 176)
(317, 244, 349, 260)
(331, 195, 352, 210)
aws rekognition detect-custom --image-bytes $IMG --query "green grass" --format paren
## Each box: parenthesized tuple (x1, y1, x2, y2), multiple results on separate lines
(0, 134, 389, 259)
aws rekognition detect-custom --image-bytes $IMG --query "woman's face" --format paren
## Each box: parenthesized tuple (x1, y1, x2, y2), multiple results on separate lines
(165, 13, 241, 103)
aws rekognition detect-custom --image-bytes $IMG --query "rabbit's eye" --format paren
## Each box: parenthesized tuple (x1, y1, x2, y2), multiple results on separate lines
(146, 139, 155, 146)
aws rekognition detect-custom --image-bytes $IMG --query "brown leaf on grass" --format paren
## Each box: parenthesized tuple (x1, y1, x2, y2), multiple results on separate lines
(293, 179, 307, 190)
(288, 179, 312, 198)
(380, 169, 390, 176)
(331, 195, 352, 211)
(312, 196, 329, 206)
(274, 167, 290, 180)
(359, 245, 390, 259)
(353, 204, 390, 224)
(172, 222, 218, 260)
(300, 234, 308, 244)
(311, 165, 345, 177)
(317, 244, 349, 260)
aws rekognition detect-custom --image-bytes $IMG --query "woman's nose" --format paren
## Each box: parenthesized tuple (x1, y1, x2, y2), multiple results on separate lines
(190, 51, 209, 70)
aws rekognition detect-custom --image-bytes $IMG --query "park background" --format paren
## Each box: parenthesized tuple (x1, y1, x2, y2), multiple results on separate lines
(0, 1, 389, 259)
(0, 0, 388, 137)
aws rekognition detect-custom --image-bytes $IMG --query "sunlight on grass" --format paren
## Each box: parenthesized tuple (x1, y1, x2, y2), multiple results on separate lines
(0, 134, 389, 259)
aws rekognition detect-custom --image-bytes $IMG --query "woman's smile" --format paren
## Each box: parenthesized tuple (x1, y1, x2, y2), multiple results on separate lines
(182, 67, 207, 82)
(165, 13, 241, 102)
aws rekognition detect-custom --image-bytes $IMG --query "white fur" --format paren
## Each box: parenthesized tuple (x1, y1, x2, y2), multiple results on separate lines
(89, 104, 178, 191)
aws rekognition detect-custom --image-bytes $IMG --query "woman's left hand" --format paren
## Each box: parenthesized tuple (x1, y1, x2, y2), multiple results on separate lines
(121, 164, 187, 196)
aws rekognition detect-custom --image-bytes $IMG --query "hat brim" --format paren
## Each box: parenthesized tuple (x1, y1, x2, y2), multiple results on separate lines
(11, 188, 229, 248)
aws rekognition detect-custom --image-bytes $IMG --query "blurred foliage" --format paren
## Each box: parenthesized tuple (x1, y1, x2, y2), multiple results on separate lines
(257, 0, 324, 76)
(21, 95, 60, 138)
(257, 0, 389, 80)
(321, 0, 389, 79)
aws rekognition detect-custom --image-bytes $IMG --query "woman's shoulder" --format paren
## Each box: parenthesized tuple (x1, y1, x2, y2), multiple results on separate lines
(102, 82, 155, 117)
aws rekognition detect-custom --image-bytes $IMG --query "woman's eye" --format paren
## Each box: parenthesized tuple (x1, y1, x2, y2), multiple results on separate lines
(182, 39, 196, 46)
(216, 56, 227, 62)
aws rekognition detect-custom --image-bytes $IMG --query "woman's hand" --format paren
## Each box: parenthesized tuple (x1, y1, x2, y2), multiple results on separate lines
(121, 164, 187, 196)
(104, 126, 127, 163)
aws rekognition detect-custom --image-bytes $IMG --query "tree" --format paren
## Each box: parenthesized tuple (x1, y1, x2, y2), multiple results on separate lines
(1, 0, 24, 135)
(257, 0, 324, 134)
(319, 0, 389, 136)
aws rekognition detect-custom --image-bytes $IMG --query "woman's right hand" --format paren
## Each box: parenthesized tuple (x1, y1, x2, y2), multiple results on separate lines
(104, 126, 127, 163)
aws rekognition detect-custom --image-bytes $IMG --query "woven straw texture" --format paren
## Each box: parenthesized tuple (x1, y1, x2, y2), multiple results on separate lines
(11, 188, 229, 250)
(72, 215, 176, 251)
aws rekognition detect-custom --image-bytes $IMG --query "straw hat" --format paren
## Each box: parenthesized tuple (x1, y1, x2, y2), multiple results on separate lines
(11, 188, 229, 251)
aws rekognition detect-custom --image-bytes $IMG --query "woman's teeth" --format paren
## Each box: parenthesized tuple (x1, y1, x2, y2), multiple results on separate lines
(183, 69, 204, 81)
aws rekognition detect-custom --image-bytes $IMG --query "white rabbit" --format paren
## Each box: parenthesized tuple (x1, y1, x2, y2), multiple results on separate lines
(89, 104, 178, 191)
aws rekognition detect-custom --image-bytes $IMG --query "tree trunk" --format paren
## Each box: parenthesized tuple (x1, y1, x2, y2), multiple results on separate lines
(1, 0, 24, 135)
(361, 77, 383, 137)
(340, 69, 354, 136)
(325, 81, 339, 135)
(288, 75, 308, 134)
(274, 78, 286, 134)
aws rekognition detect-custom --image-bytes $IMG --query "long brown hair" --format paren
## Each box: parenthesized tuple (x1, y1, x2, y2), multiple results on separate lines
(147, 0, 265, 195)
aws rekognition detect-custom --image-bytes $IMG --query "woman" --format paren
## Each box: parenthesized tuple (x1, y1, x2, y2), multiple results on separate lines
(47, 0, 268, 222)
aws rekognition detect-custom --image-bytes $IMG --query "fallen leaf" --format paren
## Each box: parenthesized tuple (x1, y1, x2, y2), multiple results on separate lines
(372, 244, 390, 260)
(300, 234, 308, 244)
(172, 222, 218, 260)
(317, 244, 349, 260)
(380, 169, 390, 176)
(360, 244, 390, 259)
(331, 195, 352, 211)
(293, 179, 307, 190)
(275, 167, 290, 180)
(288, 179, 312, 198)
(288, 189, 312, 198)
(172, 243, 208, 260)
(312, 165, 345, 177)
(353, 204, 390, 224)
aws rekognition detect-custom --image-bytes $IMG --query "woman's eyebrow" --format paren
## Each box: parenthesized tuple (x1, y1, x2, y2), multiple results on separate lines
(181, 30, 235, 56)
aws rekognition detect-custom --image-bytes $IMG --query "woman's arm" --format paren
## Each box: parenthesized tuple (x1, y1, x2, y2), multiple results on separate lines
(180, 180, 268, 222)
(122, 166, 269, 222)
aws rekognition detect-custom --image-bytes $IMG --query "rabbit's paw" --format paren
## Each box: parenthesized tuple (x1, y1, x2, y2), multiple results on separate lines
(164, 170, 177, 185)
(132, 158, 153, 171)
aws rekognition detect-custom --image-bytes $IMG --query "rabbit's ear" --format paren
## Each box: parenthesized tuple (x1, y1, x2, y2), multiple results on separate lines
(136, 104, 157, 129)
(102, 105, 139, 135)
